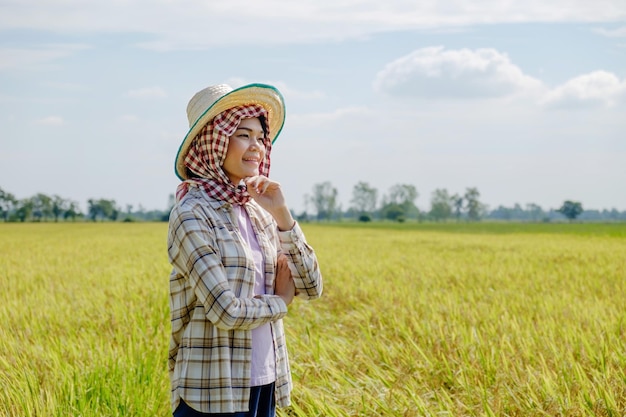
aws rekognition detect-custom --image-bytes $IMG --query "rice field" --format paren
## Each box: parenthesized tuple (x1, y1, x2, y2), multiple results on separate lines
(1, 222, 625, 416)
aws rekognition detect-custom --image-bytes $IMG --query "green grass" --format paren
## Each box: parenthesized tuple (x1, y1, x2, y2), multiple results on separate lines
(1, 222, 625, 416)
(325, 220, 626, 237)
(0, 223, 170, 416)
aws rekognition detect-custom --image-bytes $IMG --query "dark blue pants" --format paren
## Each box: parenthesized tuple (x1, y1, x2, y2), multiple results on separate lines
(173, 383, 276, 417)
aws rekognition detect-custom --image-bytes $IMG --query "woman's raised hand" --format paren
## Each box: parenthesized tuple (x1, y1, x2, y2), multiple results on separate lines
(245, 176, 295, 231)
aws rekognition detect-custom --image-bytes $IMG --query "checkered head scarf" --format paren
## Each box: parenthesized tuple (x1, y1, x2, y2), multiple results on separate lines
(176, 104, 272, 205)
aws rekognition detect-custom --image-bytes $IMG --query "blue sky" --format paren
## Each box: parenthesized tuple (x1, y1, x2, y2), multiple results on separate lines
(1, 1, 625, 214)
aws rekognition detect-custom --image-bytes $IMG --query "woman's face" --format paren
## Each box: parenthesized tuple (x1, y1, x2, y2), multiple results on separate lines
(222, 117, 266, 184)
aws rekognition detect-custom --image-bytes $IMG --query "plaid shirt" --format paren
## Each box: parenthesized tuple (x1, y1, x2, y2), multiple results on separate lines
(167, 185, 323, 414)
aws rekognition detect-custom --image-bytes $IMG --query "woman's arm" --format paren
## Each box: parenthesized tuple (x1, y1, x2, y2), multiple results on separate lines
(277, 223, 323, 300)
(245, 175, 323, 300)
(168, 203, 289, 331)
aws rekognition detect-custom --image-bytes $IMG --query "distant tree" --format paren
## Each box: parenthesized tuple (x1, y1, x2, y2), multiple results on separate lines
(101, 199, 119, 221)
(381, 203, 406, 222)
(382, 184, 419, 220)
(16, 199, 33, 222)
(526, 203, 544, 222)
(64, 201, 81, 221)
(429, 188, 453, 221)
(308, 181, 338, 221)
(0, 187, 7, 220)
(557, 200, 583, 221)
(350, 182, 378, 221)
(487, 203, 548, 222)
(511, 203, 525, 219)
(607, 208, 622, 221)
(87, 198, 119, 221)
(451, 193, 464, 222)
(0, 187, 17, 221)
(87, 199, 101, 221)
(464, 187, 486, 221)
(51, 195, 69, 222)
(31, 193, 53, 221)
(489, 205, 513, 221)
(388, 184, 418, 207)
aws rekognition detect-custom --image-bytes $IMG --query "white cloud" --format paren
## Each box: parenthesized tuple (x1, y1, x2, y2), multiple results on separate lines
(373, 46, 543, 99)
(374, 47, 626, 109)
(126, 87, 167, 99)
(0, 1, 625, 49)
(0, 44, 90, 71)
(594, 26, 626, 37)
(35, 116, 65, 126)
(541, 71, 626, 108)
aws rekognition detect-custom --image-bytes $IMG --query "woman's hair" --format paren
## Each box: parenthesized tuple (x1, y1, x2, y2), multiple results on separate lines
(258, 114, 268, 137)
(186, 167, 200, 179)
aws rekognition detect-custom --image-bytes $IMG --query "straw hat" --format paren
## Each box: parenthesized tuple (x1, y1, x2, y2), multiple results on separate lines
(175, 83, 286, 180)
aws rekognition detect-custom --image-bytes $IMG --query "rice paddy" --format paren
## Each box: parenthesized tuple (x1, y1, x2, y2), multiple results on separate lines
(1, 222, 624, 416)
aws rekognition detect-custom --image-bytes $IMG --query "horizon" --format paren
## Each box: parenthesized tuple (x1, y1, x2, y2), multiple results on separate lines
(1, 182, 624, 216)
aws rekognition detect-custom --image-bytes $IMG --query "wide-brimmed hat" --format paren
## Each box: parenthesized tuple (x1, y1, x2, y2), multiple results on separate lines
(175, 83, 286, 180)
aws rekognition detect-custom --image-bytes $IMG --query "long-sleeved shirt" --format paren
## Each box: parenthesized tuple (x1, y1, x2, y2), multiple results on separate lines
(167, 184, 323, 414)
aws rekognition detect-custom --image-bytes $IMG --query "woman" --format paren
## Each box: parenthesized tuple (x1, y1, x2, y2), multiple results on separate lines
(167, 83, 323, 416)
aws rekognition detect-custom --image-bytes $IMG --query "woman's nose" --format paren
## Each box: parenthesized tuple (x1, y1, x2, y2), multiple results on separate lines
(249, 138, 263, 150)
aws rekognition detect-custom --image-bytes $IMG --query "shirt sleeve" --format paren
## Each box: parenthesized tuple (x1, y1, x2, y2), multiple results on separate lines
(168, 204, 288, 330)
(278, 221, 323, 300)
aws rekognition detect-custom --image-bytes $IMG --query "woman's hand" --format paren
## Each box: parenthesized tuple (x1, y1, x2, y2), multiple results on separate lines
(274, 253, 296, 306)
(245, 176, 295, 231)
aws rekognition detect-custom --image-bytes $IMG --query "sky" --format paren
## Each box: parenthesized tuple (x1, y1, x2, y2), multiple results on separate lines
(1, 0, 625, 214)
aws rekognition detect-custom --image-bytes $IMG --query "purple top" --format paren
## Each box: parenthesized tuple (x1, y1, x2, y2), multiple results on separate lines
(234, 205, 276, 386)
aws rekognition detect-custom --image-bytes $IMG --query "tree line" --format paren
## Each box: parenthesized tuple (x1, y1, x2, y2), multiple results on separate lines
(1, 184, 625, 223)
(0, 187, 171, 222)
(302, 181, 626, 223)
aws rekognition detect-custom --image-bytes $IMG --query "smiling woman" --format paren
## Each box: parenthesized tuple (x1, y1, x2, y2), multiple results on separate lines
(167, 83, 323, 417)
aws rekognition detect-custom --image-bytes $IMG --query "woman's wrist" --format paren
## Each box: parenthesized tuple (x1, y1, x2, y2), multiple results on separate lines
(272, 206, 295, 231)
(279, 294, 294, 306)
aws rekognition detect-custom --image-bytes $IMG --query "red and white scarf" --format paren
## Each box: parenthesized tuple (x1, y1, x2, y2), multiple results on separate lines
(176, 104, 272, 205)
